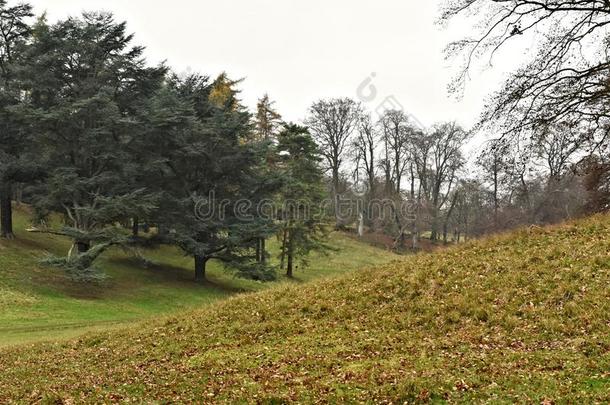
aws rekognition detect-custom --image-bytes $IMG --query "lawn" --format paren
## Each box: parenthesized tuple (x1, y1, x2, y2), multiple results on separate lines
(1, 213, 608, 402)
(0, 206, 398, 346)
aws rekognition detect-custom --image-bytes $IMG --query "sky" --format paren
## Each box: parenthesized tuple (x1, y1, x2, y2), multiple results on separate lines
(27, 0, 528, 131)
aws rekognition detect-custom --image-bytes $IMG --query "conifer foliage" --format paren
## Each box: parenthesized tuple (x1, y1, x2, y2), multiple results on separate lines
(0, 4, 330, 281)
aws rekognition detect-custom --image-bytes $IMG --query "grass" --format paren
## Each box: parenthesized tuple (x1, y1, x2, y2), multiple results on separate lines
(0, 206, 397, 346)
(0, 213, 609, 402)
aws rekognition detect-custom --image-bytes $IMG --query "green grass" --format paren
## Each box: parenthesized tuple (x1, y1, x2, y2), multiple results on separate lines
(1, 213, 609, 402)
(0, 206, 397, 346)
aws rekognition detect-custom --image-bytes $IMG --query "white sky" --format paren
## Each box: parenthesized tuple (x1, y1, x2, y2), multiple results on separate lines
(28, 0, 529, 131)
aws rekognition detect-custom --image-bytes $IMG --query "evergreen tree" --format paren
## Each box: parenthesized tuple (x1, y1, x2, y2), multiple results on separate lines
(276, 124, 330, 278)
(155, 73, 278, 282)
(254, 94, 282, 142)
(23, 13, 165, 278)
(251, 93, 283, 260)
(0, 0, 33, 239)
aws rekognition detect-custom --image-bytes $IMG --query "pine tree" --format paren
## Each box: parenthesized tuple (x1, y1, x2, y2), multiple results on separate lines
(154, 73, 279, 282)
(0, 1, 34, 239)
(254, 94, 282, 142)
(22, 12, 165, 278)
(276, 124, 330, 278)
(250, 93, 283, 261)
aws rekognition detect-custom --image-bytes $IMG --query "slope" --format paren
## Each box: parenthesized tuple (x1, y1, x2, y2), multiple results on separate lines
(0, 206, 397, 346)
(0, 215, 609, 402)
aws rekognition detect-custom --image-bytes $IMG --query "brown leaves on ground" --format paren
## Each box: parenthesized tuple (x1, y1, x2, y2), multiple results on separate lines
(1, 214, 610, 403)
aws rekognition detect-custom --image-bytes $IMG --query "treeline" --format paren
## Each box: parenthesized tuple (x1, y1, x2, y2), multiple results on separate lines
(305, 100, 609, 250)
(0, 5, 328, 281)
(438, 0, 610, 238)
(2, 2, 609, 281)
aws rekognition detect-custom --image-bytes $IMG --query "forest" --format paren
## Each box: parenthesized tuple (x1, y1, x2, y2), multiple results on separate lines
(2, 2, 607, 285)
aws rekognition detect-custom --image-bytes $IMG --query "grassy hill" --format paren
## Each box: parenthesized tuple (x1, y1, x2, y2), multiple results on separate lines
(1, 214, 609, 403)
(0, 206, 397, 346)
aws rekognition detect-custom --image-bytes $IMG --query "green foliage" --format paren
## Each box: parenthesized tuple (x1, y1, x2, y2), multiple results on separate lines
(276, 123, 331, 274)
(15, 12, 167, 277)
(149, 72, 280, 281)
(41, 249, 108, 282)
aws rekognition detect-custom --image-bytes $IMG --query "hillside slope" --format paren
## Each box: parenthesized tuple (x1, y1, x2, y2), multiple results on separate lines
(0, 206, 396, 346)
(1, 215, 609, 402)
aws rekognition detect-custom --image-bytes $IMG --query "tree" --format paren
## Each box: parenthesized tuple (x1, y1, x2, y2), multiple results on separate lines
(276, 123, 329, 278)
(535, 122, 586, 183)
(453, 180, 486, 241)
(442, 0, 610, 149)
(352, 112, 377, 229)
(157, 73, 277, 282)
(254, 94, 282, 142)
(413, 122, 467, 241)
(306, 98, 360, 228)
(252, 93, 283, 260)
(477, 138, 511, 229)
(582, 155, 610, 213)
(23, 12, 166, 278)
(0, 0, 33, 239)
(379, 110, 414, 195)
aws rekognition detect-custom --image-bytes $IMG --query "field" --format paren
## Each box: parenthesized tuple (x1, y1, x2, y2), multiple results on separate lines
(0, 211, 608, 402)
(0, 206, 398, 346)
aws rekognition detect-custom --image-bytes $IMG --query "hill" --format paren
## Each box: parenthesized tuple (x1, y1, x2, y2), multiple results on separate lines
(0, 215, 609, 402)
(0, 206, 397, 346)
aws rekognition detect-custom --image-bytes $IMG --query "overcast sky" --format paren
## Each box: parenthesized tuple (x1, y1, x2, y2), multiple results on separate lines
(28, 0, 529, 130)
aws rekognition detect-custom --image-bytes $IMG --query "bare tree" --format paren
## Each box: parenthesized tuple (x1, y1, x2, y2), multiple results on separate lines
(535, 122, 587, 183)
(477, 138, 511, 229)
(352, 112, 377, 199)
(442, 0, 610, 148)
(306, 98, 360, 228)
(426, 122, 468, 240)
(582, 155, 610, 213)
(379, 110, 414, 195)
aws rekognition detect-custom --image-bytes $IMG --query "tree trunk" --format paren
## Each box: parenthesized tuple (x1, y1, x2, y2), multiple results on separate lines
(260, 238, 266, 264)
(286, 231, 294, 278)
(430, 222, 438, 241)
(286, 256, 294, 277)
(430, 204, 439, 241)
(256, 238, 261, 262)
(442, 193, 458, 245)
(195, 255, 208, 282)
(493, 167, 499, 229)
(76, 241, 90, 253)
(0, 183, 14, 239)
(132, 217, 139, 237)
(331, 167, 341, 229)
(410, 164, 416, 199)
(334, 194, 342, 230)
